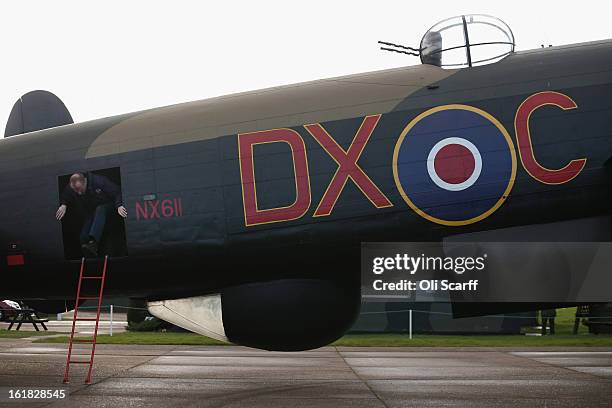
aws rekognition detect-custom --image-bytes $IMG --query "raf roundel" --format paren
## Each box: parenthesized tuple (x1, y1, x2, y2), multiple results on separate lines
(393, 105, 517, 226)
(427, 137, 482, 192)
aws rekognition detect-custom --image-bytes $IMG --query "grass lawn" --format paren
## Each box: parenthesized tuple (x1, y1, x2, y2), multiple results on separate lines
(333, 334, 612, 347)
(32, 307, 612, 347)
(33, 331, 612, 347)
(34, 331, 227, 345)
(0, 329, 60, 338)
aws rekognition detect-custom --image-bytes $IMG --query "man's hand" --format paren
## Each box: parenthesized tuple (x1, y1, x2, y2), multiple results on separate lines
(56, 205, 67, 220)
(117, 205, 128, 218)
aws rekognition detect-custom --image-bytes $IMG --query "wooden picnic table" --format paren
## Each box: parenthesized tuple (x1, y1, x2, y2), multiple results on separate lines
(7, 308, 48, 331)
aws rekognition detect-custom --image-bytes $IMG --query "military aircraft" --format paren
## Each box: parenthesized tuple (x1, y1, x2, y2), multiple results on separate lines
(1, 15, 611, 350)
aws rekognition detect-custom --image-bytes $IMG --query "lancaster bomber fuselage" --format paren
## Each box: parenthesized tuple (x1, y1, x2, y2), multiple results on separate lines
(1, 38, 611, 350)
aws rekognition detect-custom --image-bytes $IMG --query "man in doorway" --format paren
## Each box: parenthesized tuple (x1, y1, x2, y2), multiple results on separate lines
(56, 172, 127, 257)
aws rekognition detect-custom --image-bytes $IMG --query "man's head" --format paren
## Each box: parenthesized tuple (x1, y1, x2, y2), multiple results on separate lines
(69, 173, 87, 195)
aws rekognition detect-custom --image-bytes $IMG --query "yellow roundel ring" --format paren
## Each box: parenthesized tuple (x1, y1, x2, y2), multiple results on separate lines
(392, 104, 517, 226)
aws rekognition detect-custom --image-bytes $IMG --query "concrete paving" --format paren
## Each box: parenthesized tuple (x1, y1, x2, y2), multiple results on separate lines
(0, 339, 610, 407)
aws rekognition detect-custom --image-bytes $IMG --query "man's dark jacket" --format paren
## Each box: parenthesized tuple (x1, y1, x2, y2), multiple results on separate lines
(60, 172, 123, 214)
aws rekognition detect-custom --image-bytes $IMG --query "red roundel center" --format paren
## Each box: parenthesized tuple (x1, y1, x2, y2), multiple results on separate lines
(433, 144, 475, 184)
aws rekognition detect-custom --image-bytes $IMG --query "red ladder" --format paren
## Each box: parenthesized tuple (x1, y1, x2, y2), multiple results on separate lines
(63, 255, 109, 384)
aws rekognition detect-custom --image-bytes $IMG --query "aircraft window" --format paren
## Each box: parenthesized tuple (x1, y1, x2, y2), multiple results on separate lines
(58, 167, 128, 260)
(420, 14, 515, 68)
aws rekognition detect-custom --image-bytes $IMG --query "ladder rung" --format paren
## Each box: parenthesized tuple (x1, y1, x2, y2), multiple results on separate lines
(64, 255, 107, 384)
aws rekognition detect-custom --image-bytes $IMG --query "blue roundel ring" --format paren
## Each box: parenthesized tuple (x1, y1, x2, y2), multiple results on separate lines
(392, 104, 517, 226)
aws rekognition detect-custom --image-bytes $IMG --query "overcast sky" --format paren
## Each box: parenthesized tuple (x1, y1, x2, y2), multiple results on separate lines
(1, 1, 610, 124)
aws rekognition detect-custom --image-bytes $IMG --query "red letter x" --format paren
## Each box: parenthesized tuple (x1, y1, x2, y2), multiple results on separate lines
(304, 115, 392, 217)
(149, 201, 160, 218)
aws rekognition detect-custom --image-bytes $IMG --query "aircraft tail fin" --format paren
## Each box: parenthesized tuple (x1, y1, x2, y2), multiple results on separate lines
(4, 90, 73, 137)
